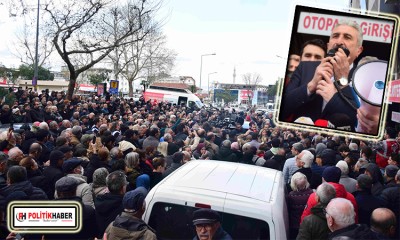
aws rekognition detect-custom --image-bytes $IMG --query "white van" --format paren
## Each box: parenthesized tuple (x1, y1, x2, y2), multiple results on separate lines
(143, 160, 289, 240)
(144, 85, 204, 108)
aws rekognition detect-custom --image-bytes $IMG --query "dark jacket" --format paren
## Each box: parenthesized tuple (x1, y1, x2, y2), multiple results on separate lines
(353, 190, 384, 226)
(26, 168, 53, 199)
(263, 154, 286, 171)
(94, 192, 124, 238)
(105, 212, 157, 240)
(162, 162, 182, 178)
(193, 225, 232, 240)
(328, 224, 378, 240)
(297, 204, 330, 240)
(217, 146, 238, 162)
(84, 154, 112, 184)
(29, 108, 45, 122)
(0, 180, 48, 209)
(42, 165, 64, 199)
(287, 188, 313, 230)
(293, 167, 322, 189)
(44, 196, 97, 240)
(281, 61, 358, 126)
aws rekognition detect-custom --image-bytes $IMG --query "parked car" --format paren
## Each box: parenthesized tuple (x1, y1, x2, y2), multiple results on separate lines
(143, 160, 289, 240)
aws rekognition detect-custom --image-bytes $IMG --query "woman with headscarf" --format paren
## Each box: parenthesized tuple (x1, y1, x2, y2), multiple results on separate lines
(90, 167, 109, 199)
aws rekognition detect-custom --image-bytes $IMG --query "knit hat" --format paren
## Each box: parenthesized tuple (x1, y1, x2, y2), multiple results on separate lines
(322, 166, 341, 183)
(123, 187, 148, 212)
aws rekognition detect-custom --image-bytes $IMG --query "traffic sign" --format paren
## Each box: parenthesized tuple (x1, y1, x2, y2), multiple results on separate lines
(109, 80, 119, 95)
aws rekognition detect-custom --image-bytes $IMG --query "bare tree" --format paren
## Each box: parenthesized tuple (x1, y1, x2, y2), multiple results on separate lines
(42, 0, 159, 100)
(242, 72, 262, 106)
(11, 15, 54, 68)
(108, 16, 176, 97)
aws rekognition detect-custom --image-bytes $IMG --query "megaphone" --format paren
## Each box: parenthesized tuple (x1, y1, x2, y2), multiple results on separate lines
(352, 60, 388, 133)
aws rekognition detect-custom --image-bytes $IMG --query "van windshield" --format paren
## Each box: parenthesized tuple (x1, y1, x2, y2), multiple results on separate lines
(148, 202, 270, 239)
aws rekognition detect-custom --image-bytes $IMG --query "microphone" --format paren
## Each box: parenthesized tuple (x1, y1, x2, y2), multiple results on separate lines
(327, 46, 350, 57)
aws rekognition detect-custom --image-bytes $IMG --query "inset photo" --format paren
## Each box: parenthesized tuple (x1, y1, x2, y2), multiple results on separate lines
(276, 4, 399, 140)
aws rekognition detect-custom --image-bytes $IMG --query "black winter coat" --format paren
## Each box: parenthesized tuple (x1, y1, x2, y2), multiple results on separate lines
(217, 146, 238, 162)
(0, 180, 48, 210)
(94, 193, 124, 238)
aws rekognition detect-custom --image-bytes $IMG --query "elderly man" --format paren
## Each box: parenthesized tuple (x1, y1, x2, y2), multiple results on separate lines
(7, 147, 24, 166)
(281, 20, 364, 130)
(292, 150, 317, 188)
(297, 183, 336, 240)
(192, 208, 232, 240)
(325, 198, 376, 239)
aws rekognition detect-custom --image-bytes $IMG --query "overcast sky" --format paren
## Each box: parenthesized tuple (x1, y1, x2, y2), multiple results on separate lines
(0, 0, 350, 90)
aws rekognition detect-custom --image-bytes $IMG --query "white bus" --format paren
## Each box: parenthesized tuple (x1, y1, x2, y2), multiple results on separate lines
(144, 85, 204, 108)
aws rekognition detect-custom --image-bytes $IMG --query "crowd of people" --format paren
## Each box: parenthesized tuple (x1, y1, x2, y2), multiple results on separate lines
(0, 87, 399, 240)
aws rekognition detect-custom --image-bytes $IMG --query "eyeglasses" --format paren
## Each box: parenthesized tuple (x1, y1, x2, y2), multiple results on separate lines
(195, 223, 213, 230)
(323, 208, 330, 218)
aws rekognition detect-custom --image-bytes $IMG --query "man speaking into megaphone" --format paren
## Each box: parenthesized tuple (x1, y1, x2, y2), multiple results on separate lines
(281, 19, 367, 133)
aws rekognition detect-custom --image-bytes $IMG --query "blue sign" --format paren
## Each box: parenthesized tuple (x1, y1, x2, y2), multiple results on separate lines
(109, 80, 119, 94)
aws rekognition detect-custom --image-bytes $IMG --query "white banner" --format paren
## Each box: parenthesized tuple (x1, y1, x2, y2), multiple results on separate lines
(298, 12, 394, 43)
(392, 111, 400, 123)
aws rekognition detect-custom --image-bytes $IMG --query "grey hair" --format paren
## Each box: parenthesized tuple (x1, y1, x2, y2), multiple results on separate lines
(49, 121, 58, 129)
(334, 19, 363, 47)
(71, 125, 82, 136)
(300, 150, 314, 168)
(110, 147, 120, 159)
(222, 140, 231, 148)
(349, 143, 358, 151)
(326, 198, 355, 228)
(163, 133, 172, 142)
(39, 122, 49, 130)
(106, 170, 127, 194)
(290, 172, 310, 191)
(316, 183, 336, 205)
(8, 147, 23, 160)
(125, 152, 140, 169)
(336, 160, 349, 175)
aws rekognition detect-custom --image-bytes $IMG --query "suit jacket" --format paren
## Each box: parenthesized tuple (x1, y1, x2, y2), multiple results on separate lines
(280, 61, 357, 127)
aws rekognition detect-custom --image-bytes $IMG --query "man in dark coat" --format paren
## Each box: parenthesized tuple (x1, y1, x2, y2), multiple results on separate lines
(0, 166, 48, 210)
(42, 150, 65, 199)
(163, 152, 183, 178)
(44, 176, 97, 240)
(94, 170, 126, 239)
(353, 174, 384, 226)
(29, 101, 45, 122)
(326, 198, 377, 240)
(280, 21, 365, 127)
(216, 140, 238, 162)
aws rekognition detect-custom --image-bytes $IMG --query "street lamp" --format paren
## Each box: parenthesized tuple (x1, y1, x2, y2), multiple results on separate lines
(33, 0, 40, 92)
(199, 53, 216, 90)
(207, 72, 217, 98)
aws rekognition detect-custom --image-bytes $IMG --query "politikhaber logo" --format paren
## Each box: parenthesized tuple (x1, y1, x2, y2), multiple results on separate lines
(7, 201, 82, 234)
(16, 212, 26, 222)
